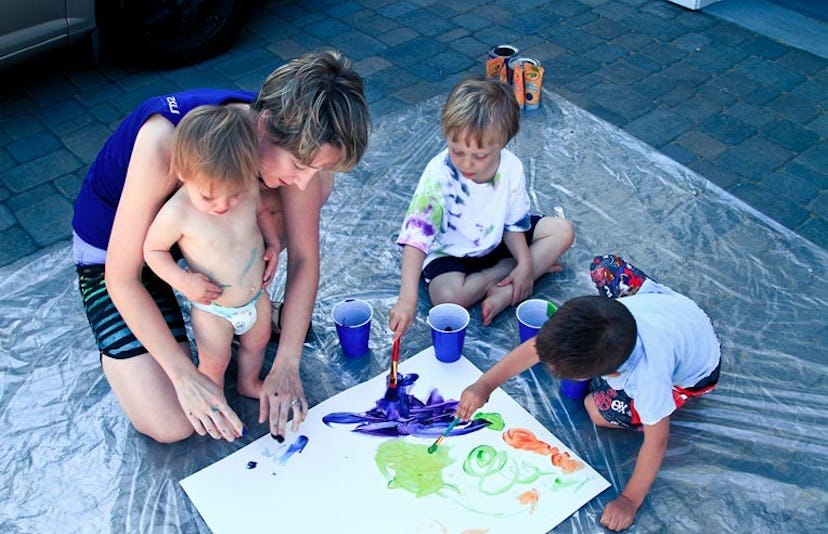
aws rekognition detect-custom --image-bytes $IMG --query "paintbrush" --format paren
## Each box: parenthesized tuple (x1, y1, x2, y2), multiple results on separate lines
(384, 337, 401, 401)
(427, 417, 461, 454)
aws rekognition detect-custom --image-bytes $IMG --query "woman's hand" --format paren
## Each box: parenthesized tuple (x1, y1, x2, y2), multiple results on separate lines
(182, 272, 223, 304)
(259, 358, 307, 439)
(173, 368, 244, 441)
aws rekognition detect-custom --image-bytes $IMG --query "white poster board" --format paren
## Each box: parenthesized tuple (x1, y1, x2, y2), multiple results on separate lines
(181, 348, 610, 533)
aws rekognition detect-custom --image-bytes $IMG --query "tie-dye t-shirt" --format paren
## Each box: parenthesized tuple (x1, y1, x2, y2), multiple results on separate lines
(397, 148, 531, 269)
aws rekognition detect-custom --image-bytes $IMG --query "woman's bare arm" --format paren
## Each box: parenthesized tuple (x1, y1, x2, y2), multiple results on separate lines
(106, 115, 242, 440)
(259, 172, 327, 437)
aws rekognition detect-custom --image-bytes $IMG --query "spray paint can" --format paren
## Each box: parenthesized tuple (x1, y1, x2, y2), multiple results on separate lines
(487, 45, 519, 83)
(513, 57, 540, 71)
(488, 44, 519, 62)
(518, 58, 544, 111)
(511, 58, 540, 110)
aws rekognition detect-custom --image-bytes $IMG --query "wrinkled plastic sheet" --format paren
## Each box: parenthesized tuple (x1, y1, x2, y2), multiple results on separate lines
(2, 91, 826, 533)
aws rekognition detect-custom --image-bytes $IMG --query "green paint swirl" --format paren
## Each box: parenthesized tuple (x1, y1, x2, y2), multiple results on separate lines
(462, 445, 556, 496)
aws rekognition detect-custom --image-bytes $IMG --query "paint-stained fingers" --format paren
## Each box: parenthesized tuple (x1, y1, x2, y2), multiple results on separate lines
(188, 412, 208, 436)
(271, 397, 290, 438)
(215, 418, 241, 442)
(258, 389, 273, 425)
(220, 408, 245, 440)
(201, 415, 224, 440)
(204, 407, 236, 442)
(290, 397, 308, 432)
(269, 399, 280, 436)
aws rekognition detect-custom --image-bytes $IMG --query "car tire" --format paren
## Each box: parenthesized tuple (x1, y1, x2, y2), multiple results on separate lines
(98, 0, 250, 68)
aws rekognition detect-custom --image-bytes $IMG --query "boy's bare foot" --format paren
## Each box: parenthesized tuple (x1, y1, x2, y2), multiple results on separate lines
(481, 284, 513, 326)
(237, 379, 264, 400)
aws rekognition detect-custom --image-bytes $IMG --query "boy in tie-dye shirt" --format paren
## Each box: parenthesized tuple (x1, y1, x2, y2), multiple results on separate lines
(389, 78, 574, 337)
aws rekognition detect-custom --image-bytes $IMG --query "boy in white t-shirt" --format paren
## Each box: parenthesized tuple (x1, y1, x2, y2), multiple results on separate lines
(457, 254, 721, 532)
(389, 78, 574, 336)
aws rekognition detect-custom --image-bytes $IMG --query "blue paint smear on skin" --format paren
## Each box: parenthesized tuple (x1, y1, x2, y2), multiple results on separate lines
(323, 373, 492, 438)
(246, 461, 257, 469)
(279, 435, 309, 464)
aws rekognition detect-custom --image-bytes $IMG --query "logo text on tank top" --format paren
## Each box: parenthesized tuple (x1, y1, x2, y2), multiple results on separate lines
(166, 96, 180, 114)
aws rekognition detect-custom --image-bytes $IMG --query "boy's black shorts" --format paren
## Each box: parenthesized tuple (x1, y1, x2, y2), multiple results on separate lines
(423, 215, 542, 284)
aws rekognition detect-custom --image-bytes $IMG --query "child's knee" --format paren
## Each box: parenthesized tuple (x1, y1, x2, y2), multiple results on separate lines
(584, 393, 610, 427)
(428, 279, 466, 307)
(430, 289, 467, 308)
(240, 331, 270, 354)
(557, 218, 575, 247)
(197, 351, 231, 374)
(536, 216, 574, 247)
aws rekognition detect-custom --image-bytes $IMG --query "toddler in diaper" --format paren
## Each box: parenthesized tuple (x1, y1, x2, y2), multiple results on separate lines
(144, 105, 279, 398)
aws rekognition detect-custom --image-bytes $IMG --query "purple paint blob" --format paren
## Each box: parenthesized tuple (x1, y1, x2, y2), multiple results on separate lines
(279, 435, 309, 465)
(323, 373, 491, 438)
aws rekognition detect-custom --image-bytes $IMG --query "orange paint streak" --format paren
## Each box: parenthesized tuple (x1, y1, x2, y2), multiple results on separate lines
(502, 428, 555, 455)
(551, 450, 584, 474)
(503, 427, 585, 473)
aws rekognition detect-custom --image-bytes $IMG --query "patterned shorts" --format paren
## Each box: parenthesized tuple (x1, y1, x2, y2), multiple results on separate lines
(590, 360, 721, 430)
(589, 254, 649, 299)
(77, 264, 188, 359)
(590, 379, 640, 429)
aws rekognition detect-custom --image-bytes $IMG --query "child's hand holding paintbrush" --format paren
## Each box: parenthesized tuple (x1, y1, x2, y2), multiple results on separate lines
(458, 334, 543, 421)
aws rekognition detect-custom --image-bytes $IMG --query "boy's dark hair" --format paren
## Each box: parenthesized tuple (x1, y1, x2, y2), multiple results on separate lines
(535, 296, 637, 379)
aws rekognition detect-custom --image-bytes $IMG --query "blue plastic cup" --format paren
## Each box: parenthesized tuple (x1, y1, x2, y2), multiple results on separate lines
(426, 303, 470, 363)
(516, 298, 557, 343)
(560, 379, 591, 400)
(332, 299, 372, 358)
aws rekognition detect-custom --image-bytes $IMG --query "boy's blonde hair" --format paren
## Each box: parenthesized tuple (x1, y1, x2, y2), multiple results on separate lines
(169, 105, 258, 194)
(441, 78, 519, 147)
(252, 48, 370, 172)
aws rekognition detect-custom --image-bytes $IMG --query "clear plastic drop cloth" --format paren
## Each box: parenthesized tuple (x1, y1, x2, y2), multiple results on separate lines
(2, 91, 826, 533)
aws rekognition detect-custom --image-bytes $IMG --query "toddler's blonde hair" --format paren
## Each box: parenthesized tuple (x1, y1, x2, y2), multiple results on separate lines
(169, 105, 258, 194)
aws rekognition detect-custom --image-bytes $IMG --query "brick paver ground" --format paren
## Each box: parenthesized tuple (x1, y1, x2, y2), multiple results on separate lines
(1, 0, 826, 267)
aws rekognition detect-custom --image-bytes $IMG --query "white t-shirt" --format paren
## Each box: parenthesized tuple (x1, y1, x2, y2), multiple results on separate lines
(606, 280, 721, 425)
(397, 148, 531, 269)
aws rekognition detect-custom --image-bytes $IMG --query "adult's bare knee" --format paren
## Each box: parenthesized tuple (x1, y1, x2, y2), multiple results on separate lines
(135, 420, 194, 444)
